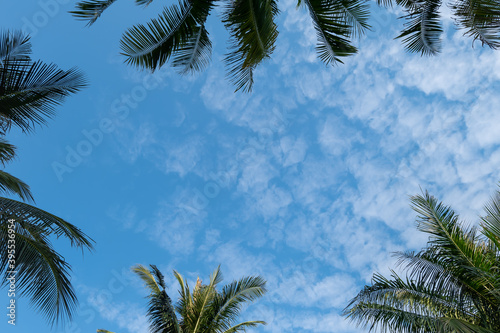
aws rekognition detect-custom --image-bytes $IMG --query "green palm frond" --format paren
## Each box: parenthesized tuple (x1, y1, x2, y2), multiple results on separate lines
(0, 60, 87, 133)
(210, 275, 267, 331)
(0, 198, 93, 324)
(222, 320, 267, 333)
(0, 170, 33, 202)
(0, 197, 94, 249)
(344, 189, 500, 332)
(97, 330, 116, 333)
(120, 0, 215, 71)
(396, 0, 443, 55)
(223, 0, 279, 92)
(451, 0, 500, 49)
(132, 264, 181, 333)
(172, 25, 212, 74)
(302, 0, 360, 65)
(132, 264, 162, 294)
(70, 0, 120, 26)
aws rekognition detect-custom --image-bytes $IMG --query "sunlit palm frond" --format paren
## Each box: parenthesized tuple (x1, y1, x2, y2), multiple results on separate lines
(210, 275, 267, 331)
(396, 0, 443, 55)
(223, 0, 279, 92)
(71, 0, 120, 26)
(0, 60, 86, 133)
(222, 320, 267, 333)
(451, 0, 500, 49)
(120, 0, 215, 71)
(302, 0, 359, 65)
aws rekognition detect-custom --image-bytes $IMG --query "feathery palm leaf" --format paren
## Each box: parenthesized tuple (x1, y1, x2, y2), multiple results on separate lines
(120, 0, 215, 71)
(302, 0, 362, 64)
(70, 0, 120, 26)
(99, 265, 265, 333)
(223, 0, 279, 92)
(0, 60, 87, 133)
(172, 24, 212, 74)
(451, 0, 500, 49)
(344, 189, 500, 332)
(396, 0, 443, 55)
(0, 197, 94, 324)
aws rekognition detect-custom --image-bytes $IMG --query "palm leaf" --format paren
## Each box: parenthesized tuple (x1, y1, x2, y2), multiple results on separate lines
(0, 138, 16, 165)
(71, 0, 120, 26)
(0, 30, 31, 65)
(172, 24, 212, 74)
(222, 320, 267, 333)
(0, 199, 93, 324)
(120, 0, 215, 71)
(0, 170, 33, 202)
(302, 0, 360, 65)
(136, 0, 156, 7)
(223, 0, 279, 92)
(396, 0, 443, 55)
(132, 264, 181, 333)
(451, 0, 500, 49)
(210, 275, 267, 331)
(0, 60, 87, 133)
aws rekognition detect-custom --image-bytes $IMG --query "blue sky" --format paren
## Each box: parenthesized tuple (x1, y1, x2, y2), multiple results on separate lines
(3, 0, 500, 332)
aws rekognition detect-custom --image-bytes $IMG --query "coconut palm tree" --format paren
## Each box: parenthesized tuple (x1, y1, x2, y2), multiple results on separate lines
(0, 29, 93, 325)
(97, 265, 267, 333)
(71, 0, 370, 92)
(343, 190, 500, 332)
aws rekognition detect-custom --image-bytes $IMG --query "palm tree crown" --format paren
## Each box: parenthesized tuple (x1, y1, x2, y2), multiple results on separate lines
(98, 265, 267, 333)
(343, 190, 500, 332)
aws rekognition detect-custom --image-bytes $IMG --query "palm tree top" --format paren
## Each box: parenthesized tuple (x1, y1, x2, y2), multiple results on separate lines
(343, 189, 500, 332)
(98, 264, 267, 333)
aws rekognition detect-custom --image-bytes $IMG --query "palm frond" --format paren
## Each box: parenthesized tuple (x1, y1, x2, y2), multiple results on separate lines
(0, 197, 94, 249)
(210, 275, 267, 331)
(0, 30, 31, 65)
(136, 0, 155, 7)
(302, 0, 360, 65)
(223, 0, 279, 92)
(71, 0, 120, 26)
(451, 0, 500, 49)
(120, 0, 215, 71)
(222, 320, 267, 333)
(132, 264, 162, 294)
(0, 170, 34, 202)
(0, 138, 16, 165)
(0, 60, 87, 133)
(396, 0, 443, 55)
(0, 200, 93, 324)
(172, 25, 212, 74)
(191, 266, 223, 333)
